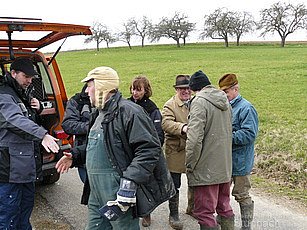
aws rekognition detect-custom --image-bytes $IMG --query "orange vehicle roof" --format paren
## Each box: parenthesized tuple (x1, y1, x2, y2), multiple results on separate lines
(0, 18, 92, 49)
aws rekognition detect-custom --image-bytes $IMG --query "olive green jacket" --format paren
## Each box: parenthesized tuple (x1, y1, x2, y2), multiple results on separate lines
(186, 85, 232, 186)
(162, 94, 189, 173)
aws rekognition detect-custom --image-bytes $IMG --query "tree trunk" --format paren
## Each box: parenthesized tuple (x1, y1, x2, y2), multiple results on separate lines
(236, 36, 240, 46)
(281, 36, 286, 47)
(96, 41, 99, 51)
(224, 37, 229, 47)
(106, 42, 109, 48)
(176, 39, 180, 48)
(141, 37, 145, 47)
(128, 42, 132, 49)
(183, 38, 186, 46)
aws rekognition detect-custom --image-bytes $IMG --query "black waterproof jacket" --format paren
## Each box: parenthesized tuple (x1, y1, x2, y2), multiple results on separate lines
(71, 92, 175, 217)
(0, 74, 46, 183)
(62, 85, 91, 147)
(128, 96, 164, 146)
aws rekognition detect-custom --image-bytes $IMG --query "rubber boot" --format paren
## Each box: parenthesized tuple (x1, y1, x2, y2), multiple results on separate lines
(200, 224, 221, 230)
(219, 215, 235, 230)
(141, 214, 151, 227)
(169, 192, 183, 230)
(240, 201, 254, 230)
(186, 186, 195, 217)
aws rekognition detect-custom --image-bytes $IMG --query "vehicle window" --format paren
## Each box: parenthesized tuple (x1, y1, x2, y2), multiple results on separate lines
(37, 62, 52, 95)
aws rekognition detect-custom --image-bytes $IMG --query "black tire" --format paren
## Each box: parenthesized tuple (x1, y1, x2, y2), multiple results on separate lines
(42, 172, 60, 185)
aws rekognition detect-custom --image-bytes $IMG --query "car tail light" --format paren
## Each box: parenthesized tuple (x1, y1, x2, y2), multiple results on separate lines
(54, 130, 69, 139)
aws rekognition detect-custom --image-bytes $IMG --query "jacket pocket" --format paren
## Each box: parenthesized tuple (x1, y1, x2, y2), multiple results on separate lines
(136, 184, 155, 217)
(9, 142, 35, 183)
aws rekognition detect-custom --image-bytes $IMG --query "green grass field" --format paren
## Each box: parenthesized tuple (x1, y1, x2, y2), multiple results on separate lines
(56, 42, 307, 202)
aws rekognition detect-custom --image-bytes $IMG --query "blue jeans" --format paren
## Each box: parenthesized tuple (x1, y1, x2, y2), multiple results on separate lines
(0, 182, 35, 230)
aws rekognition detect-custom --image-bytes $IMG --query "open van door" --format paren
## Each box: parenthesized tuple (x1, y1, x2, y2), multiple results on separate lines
(0, 17, 92, 184)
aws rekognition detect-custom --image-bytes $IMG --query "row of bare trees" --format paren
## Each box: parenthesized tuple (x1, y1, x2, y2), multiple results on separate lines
(85, 2, 307, 50)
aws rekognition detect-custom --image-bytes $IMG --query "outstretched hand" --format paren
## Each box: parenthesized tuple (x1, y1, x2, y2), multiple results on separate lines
(42, 134, 59, 153)
(55, 152, 73, 173)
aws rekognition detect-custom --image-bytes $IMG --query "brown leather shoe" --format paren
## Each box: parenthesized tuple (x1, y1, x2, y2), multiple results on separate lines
(142, 215, 151, 227)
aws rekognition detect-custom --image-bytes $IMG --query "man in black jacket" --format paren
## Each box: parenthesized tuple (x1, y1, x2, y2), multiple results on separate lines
(56, 66, 175, 229)
(0, 58, 59, 230)
(62, 84, 91, 183)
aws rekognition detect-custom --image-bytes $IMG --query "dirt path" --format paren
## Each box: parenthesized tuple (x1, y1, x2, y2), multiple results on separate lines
(31, 169, 307, 230)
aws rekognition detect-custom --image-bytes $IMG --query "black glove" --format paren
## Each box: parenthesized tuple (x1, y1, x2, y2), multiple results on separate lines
(99, 201, 128, 221)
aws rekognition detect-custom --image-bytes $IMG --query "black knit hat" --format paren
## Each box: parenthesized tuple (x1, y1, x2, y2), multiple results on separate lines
(189, 70, 211, 91)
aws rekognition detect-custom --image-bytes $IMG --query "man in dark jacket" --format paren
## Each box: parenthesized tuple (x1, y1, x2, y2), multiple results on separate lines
(62, 84, 91, 183)
(56, 66, 175, 229)
(0, 58, 59, 230)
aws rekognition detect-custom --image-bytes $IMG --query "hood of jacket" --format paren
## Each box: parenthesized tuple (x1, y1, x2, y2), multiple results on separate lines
(196, 85, 229, 111)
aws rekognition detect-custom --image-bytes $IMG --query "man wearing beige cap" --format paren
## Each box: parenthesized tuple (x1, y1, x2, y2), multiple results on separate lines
(56, 66, 175, 229)
(219, 73, 259, 230)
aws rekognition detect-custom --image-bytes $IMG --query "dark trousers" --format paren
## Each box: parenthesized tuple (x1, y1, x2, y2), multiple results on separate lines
(194, 182, 234, 227)
(0, 182, 35, 230)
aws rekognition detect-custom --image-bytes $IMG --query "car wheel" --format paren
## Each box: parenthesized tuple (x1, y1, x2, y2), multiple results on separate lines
(42, 172, 60, 184)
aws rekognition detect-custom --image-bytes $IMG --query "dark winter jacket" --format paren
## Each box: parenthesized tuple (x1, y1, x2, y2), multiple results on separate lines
(71, 92, 176, 217)
(62, 85, 91, 147)
(0, 74, 47, 183)
(128, 96, 164, 146)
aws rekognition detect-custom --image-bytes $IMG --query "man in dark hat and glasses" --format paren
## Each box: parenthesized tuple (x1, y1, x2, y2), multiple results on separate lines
(161, 74, 192, 229)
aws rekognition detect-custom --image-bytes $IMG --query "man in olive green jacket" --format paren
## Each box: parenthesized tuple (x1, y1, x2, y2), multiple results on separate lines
(186, 70, 234, 230)
(162, 74, 191, 230)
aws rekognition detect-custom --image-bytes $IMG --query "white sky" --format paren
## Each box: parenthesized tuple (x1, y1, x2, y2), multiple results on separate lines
(1, 0, 306, 52)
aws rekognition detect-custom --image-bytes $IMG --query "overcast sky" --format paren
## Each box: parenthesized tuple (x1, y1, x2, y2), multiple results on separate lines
(1, 0, 306, 51)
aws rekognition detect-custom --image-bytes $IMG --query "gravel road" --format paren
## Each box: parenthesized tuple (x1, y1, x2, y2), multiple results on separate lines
(31, 169, 307, 230)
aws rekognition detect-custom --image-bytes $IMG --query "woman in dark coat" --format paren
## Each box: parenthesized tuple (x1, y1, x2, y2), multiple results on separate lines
(128, 75, 164, 227)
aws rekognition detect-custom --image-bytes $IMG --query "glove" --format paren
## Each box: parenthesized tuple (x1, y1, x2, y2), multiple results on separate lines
(99, 200, 129, 221)
(116, 178, 137, 207)
(99, 178, 137, 221)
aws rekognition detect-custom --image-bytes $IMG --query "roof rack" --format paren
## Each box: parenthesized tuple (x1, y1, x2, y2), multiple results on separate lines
(0, 17, 42, 25)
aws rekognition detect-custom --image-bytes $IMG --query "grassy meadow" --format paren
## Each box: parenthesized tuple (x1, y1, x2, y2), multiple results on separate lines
(56, 42, 307, 202)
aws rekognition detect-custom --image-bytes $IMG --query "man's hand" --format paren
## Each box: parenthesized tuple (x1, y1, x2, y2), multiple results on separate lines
(117, 178, 137, 206)
(30, 98, 41, 111)
(55, 153, 73, 173)
(42, 134, 59, 153)
(182, 124, 188, 134)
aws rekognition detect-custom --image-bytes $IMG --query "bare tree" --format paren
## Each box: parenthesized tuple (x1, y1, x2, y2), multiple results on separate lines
(150, 12, 195, 47)
(129, 16, 152, 47)
(232, 11, 255, 46)
(181, 21, 196, 46)
(84, 22, 116, 51)
(258, 2, 307, 47)
(201, 8, 236, 47)
(117, 22, 135, 49)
